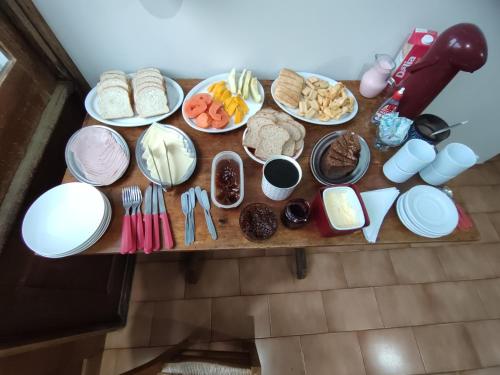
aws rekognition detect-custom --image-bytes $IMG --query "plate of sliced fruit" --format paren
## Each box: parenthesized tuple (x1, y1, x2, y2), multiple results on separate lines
(182, 69, 265, 133)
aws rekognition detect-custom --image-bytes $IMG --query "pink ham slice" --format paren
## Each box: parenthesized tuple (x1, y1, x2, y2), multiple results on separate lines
(70, 127, 128, 185)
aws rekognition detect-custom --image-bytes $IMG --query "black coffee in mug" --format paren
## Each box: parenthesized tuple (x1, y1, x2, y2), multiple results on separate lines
(264, 159, 299, 188)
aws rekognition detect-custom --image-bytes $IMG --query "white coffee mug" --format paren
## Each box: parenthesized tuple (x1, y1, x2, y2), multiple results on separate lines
(389, 139, 436, 174)
(383, 157, 416, 183)
(419, 162, 454, 186)
(262, 155, 302, 201)
(432, 143, 478, 176)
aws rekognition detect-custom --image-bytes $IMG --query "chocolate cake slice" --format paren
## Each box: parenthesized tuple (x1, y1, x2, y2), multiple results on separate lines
(319, 132, 361, 180)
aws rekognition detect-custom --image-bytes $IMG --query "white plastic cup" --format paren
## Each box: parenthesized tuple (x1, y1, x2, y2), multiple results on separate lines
(419, 163, 454, 186)
(431, 143, 478, 176)
(389, 139, 436, 174)
(262, 155, 302, 201)
(383, 157, 416, 183)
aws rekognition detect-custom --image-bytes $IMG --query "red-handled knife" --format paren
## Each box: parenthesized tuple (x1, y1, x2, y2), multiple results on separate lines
(157, 182, 174, 249)
(152, 184, 160, 251)
(143, 184, 154, 254)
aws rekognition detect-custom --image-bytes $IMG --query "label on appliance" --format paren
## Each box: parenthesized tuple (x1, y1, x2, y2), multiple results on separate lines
(391, 28, 438, 85)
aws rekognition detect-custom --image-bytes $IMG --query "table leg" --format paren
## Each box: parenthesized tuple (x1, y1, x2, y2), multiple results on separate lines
(182, 252, 205, 284)
(294, 248, 307, 279)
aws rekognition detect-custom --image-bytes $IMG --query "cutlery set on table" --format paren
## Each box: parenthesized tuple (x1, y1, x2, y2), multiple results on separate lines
(120, 184, 173, 254)
(181, 186, 217, 246)
(121, 184, 217, 253)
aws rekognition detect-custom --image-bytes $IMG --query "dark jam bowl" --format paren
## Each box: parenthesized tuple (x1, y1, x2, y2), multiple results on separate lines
(408, 114, 450, 145)
(239, 203, 278, 242)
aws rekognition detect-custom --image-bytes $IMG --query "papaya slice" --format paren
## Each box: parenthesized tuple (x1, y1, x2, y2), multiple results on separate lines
(211, 109, 230, 129)
(184, 98, 207, 118)
(208, 101, 224, 121)
(191, 93, 212, 106)
(195, 112, 211, 128)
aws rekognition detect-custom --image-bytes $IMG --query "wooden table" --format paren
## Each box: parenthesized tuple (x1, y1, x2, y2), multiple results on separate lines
(63, 80, 479, 278)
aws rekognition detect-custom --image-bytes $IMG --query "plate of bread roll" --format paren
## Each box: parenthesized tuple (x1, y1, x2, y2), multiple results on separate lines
(84, 68, 184, 127)
(271, 69, 358, 126)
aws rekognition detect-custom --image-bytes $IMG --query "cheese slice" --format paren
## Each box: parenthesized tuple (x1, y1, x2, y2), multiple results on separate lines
(141, 123, 194, 185)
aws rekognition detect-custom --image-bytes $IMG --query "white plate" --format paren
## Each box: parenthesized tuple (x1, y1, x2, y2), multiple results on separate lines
(271, 72, 358, 125)
(85, 75, 184, 127)
(405, 185, 458, 235)
(396, 195, 441, 238)
(400, 193, 442, 237)
(182, 73, 265, 133)
(35, 194, 112, 258)
(241, 128, 303, 164)
(22, 183, 107, 256)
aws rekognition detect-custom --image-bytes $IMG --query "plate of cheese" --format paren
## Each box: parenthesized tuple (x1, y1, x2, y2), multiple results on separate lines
(85, 68, 184, 127)
(271, 69, 358, 126)
(135, 122, 196, 187)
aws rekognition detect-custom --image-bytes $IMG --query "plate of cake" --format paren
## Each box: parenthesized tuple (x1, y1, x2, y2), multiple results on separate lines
(310, 131, 370, 185)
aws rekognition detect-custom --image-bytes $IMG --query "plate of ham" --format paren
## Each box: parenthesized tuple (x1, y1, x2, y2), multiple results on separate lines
(65, 125, 130, 186)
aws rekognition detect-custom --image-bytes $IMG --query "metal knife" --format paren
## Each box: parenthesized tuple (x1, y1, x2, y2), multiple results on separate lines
(143, 185, 153, 254)
(158, 185, 174, 249)
(195, 186, 217, 240)
(152, 184, 160, 251)
(188, 187, 196, 244)
(181, 192, 190, 245)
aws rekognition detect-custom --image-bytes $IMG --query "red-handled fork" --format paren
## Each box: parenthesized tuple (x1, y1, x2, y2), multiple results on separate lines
(120, 187, 135, 254)
(129, 186, 144, 252)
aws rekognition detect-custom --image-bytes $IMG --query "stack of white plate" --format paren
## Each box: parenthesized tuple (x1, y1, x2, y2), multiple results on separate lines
(22, 182, 111, 258)
(396, 185, 458, 238)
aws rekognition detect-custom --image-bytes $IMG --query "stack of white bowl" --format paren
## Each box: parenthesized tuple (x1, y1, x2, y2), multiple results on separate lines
(22, 182, 111, 258)
(396, 185, 458, 238)
(420, 143, 478, 185)
(383, 139, 436, 183)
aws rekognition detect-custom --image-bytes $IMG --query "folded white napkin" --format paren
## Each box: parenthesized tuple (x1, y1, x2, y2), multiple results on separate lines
(361, 187, 400, 243)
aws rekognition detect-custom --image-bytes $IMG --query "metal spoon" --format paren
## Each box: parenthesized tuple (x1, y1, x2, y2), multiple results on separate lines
(431, 121, 469, 136)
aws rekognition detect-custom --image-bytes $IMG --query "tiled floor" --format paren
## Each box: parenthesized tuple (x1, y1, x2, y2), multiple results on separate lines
(101, 158, 500, 375)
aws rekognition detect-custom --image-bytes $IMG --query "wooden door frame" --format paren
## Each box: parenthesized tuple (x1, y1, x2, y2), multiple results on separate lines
(1, 0, 89, 96)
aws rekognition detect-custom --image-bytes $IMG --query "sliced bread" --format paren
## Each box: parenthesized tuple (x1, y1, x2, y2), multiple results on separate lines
(97, 86, 134, 119)
(134, 86, 169, 118)
(97, 79, 129, 93)
(282, 138, 296, 157)
(245, 116, 275, 149)
(255, 125, 290, 160)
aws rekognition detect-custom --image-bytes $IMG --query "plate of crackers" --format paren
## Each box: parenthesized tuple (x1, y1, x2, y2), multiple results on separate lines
(271, 68, 358, 126)
(242, 108, 306, 164)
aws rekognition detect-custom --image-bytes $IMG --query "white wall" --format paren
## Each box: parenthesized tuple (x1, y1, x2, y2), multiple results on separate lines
(33, 0, 500, 162)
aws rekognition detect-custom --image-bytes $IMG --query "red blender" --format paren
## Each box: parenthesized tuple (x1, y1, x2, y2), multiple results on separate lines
(397, 23, 488, 119)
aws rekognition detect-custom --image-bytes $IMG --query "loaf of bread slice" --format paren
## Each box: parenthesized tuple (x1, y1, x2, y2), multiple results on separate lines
(97, 78, 129, 93)
(97, 86, 134, 119)
(243, 108, 307, 161)
(134, 85, 169, 118)
(255, 125, 290, 160)
(130, 68, 169, 117)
